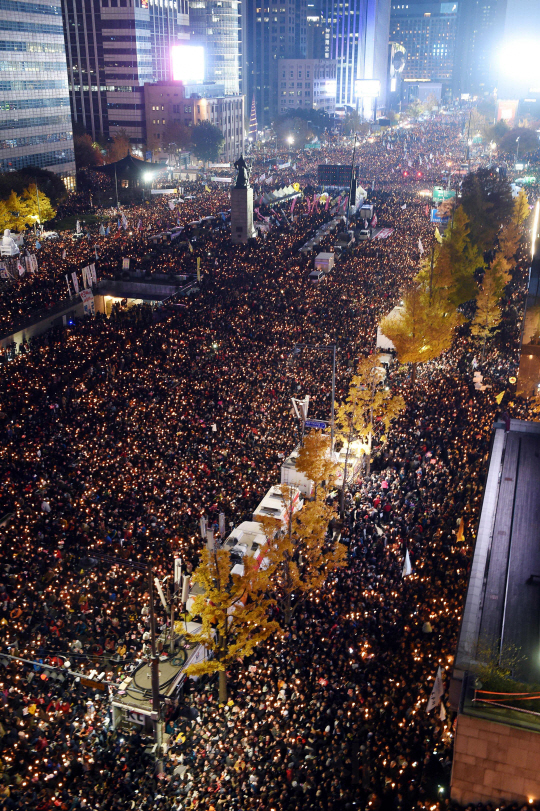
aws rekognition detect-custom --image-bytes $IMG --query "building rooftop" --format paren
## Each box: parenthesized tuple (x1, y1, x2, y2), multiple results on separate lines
(456, 418, 540, 687)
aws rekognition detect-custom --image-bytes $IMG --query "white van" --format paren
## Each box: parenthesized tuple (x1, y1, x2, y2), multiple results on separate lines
(253, 485, 303, 526)
(309, 269, 325, 283)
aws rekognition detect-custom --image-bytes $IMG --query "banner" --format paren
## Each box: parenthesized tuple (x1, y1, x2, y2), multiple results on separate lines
(374, 228, 394, 240)
(122, 257, 130, 270)
(278, 161, 291, 170)
(65, 274, 72, 298)
(79, 288, 95, 316)
(0, 264, 8, 280)
(211, 176, 232, 183)
(90, 264, 97, 284)
(168, 201, 175, 210)
(71, 271, 79, 294)
(150, 188, 176, 195)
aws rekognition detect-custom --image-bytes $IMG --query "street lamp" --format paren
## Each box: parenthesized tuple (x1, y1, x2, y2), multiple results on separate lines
(516, 136, 521, 161)
(287, 134, 294, 158)
(143, 171, 153, 201)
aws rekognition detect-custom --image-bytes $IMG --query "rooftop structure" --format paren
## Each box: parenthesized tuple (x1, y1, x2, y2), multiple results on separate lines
(451, 417, 540, 805)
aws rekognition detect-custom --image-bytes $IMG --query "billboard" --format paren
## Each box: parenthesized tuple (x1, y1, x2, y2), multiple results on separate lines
(171, 45, 205, 84)
(355, 79, 380, 98)
(318, 164, 359, 187)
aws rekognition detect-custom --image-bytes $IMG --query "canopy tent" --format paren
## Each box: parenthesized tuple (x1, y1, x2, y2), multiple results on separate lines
(93, 153, 151, 188)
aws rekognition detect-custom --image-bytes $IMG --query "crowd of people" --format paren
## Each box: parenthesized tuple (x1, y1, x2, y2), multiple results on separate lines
(0, 114, 536, 811)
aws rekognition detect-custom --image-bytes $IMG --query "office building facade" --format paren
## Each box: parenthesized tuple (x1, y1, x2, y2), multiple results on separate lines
(144, 79, 244, 162)
(277, 58, 337, 117)
(390, 1, 458, 95)
(247, 0, 307, 128)
(318, 0, 391, 111)
(0, 0, 75, 179)
(189, 0, 241, 95)
(62, 0, 186, 144)
(454, 0, 507, 96)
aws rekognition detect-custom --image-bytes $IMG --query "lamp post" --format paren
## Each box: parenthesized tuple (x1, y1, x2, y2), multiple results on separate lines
(287, 134, 294, 159)
(516, 136, 520, 162)
(82, 553, 162, 745)
(143, 171, 153, 202)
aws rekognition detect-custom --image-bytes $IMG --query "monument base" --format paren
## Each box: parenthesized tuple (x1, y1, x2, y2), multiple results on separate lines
(230, 186, 256, 244)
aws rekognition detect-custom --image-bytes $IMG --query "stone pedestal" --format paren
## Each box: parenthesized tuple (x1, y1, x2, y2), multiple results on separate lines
(230, 186, 256, 244)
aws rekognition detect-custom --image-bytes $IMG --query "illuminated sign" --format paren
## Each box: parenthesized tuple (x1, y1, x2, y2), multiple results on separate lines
(171, 45, 205, 84)
(355, 79, 380, 98)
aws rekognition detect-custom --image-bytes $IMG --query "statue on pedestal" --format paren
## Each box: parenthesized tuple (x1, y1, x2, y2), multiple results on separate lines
(1, 229, 19, 257)
(234, 155, 250, 189)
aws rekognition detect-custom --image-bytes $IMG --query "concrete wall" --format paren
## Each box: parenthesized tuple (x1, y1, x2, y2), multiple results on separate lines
(0, 300, 86, 351)
(451, 713, 540, 804)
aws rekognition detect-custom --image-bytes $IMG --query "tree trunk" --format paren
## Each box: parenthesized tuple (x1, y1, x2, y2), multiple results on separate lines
(218, 669, 227, 703)
(284, 591, 293, 626)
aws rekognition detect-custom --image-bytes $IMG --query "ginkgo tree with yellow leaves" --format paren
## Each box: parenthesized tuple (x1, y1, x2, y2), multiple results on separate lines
(259, 487, 346, 626)
(335, 354, 405, 496)
(183, 548, 279, 702)
(380, 285, 462, 385)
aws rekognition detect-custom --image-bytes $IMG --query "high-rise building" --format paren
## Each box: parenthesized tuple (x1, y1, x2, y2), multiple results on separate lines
(0, 0, 75, 179)
(246, 0, 307, 128)
(320, 0, 391, 112)
(189, 0, 241, 95)
(277, 58, 337, 117)
(454, 0, 507, 97)
(62, 0, 187, 144)
(390, 1, 458, 97)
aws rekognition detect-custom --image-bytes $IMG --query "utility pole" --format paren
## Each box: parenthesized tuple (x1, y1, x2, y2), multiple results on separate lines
(81, 553, 162, 745)
(291, 343, 336, 454)
(147, 568, 160, 744)
(346, 133, 358, 231)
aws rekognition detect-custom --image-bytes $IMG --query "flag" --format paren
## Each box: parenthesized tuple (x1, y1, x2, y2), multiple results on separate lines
(402, 548, 412, 577)
(168, 201, 175, 211)
(371, 213, 377, 228)
(71, 271, 79, 294)
(188, 241, 193, 253)
(76, 220, 82, 234)
(205, 185, 211, 193)
(425, 204, 429, 217)
(137, 219, 143, 230)
(290, 197, 296, 215)
(35, 241, 41, 251)
(65, 274, 72, 297)
(122, 214, 128, 230)
(418, 238, 424, 255)
(495, 390, 505, 404)
(95, 247, 99, 260)
(426, 666, 444, 712)
(105, 226, 110, 236)
(434, 227, 443, 244)
(90, 264, 97, 284)
(17, 261, 25, 277)
(99, 224, 105, 236)
(439, 702, 446, 721)
(401, 203, 407, 210)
